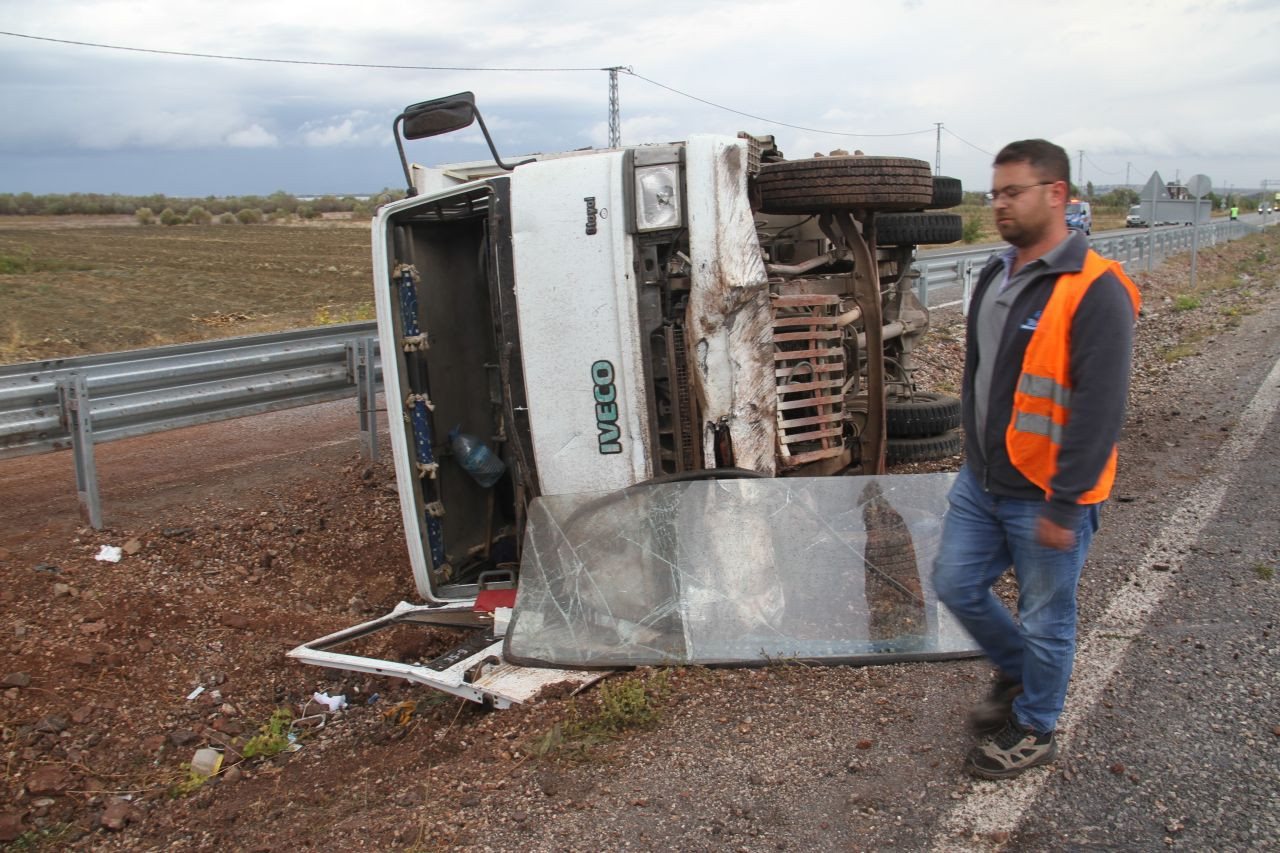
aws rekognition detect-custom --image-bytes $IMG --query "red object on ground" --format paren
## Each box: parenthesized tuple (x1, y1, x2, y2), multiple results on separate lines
(473, 589, 517, 612)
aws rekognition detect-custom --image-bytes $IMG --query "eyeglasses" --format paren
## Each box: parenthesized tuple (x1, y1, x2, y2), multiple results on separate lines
(984, 181, 1056, 202)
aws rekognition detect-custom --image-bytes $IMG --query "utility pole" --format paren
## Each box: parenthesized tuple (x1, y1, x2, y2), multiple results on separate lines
(606, 66, 622, 148)
(934, 123, 942, 174)
(1077, 150, 1084, 197)
(1126, 161, 1132, 189)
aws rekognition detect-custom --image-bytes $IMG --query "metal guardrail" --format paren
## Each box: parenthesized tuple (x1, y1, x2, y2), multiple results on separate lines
(0, 323, 381, 526)
(911, 218, 1266, 311)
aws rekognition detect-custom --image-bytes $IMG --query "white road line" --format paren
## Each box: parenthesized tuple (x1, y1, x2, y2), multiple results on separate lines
(931, 352, 1280, 851)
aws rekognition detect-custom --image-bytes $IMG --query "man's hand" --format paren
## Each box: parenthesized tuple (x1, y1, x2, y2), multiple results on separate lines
(1036, 516, 1075, 550)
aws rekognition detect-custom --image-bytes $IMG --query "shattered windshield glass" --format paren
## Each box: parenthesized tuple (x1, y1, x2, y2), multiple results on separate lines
(504, 473, 980, 668)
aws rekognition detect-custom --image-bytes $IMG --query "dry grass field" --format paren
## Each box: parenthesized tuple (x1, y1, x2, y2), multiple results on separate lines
(0, 217, 374, 364)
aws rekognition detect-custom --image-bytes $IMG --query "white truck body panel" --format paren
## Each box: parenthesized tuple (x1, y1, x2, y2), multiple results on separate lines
(510, 151, 654, 495)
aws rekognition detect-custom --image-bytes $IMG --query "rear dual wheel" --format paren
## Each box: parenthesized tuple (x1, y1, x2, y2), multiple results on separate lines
(755, 156, 933, 214)
(885, 392, 963, 465)
(885, 430, 963, 465)
(875, 212, 963, 247)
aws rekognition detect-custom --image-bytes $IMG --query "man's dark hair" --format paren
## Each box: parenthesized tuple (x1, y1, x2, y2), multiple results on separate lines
(994, 139, 1070, 185)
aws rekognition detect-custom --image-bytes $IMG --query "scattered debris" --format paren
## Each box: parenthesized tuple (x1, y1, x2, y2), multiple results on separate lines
(311, 691, 348, 712)
(94, 545, 123, 563)
(190, 747, 223, 778)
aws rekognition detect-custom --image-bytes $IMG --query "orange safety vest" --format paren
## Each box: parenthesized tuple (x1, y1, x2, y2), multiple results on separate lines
(1006, 249, 1141, 504)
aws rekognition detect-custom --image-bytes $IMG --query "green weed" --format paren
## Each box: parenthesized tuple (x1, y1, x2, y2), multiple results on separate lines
(1159, 342, 1198, 363)
(241, 707, 295, 759)
(1172, 294, 1201, 312)
(960, 216, 984, 244)
(0, 248, 93, 274)
(8, 824, 75, 849)
(168, 763, 212, 798)
(529, 670, 671, 760)
(1254, 564, 1275, 581)
(313, 301, 375, 325)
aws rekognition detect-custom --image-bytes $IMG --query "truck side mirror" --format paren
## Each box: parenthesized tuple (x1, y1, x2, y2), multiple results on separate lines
(400, 93, 477, 140)
(393, 91, 532, 196)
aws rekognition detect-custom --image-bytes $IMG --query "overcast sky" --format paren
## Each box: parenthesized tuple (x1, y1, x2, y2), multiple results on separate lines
(2, 0, 1278, 198)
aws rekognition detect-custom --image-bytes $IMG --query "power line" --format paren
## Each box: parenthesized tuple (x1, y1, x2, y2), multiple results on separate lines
(622, 69, 936, 138)
(1083, 152, 1122, 176)
(940, 127, 994, 157)
(0, 29, 607, 72)
(4, 28, 947, 141)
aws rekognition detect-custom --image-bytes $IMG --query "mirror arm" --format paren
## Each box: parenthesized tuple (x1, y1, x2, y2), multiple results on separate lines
(393, 114, 418, 197)
(473, 109, 534, 172)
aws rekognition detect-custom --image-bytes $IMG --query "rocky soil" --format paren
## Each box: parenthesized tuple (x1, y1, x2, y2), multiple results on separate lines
(1, 227, 1277, 850)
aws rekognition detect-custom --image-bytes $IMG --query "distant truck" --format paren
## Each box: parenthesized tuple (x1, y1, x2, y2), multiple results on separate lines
(1065, 200, 1092, 234)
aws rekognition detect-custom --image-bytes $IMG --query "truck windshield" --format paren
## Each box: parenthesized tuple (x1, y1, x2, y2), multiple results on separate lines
(503, 473, 981, 667)
(1066, 203, 1083, 213)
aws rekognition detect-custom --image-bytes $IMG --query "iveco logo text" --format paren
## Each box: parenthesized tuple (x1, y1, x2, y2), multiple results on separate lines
(591, 360, 622, 454)
(584, 197, 606, 235)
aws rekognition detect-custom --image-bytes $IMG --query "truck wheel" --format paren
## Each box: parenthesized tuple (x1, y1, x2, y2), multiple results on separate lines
(755, 156, 933, 214)
(930, 176, 963, 209)
(874, 213, 963, 247)
(886, 429, 963, 465)
(885, 393, 962, 437)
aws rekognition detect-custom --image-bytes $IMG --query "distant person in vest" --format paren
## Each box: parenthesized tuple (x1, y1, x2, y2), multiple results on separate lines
(932, 139, 1141, 779)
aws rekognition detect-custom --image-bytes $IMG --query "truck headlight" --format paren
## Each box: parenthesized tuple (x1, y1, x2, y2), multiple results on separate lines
(634, 164, 681, 231)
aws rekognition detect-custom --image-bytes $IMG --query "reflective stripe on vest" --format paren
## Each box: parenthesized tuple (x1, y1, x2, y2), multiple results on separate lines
(1005, 249, 1141, 504)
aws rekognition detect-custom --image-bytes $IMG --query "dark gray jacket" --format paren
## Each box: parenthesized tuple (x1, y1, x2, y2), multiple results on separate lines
(962, 231, 1138, 527)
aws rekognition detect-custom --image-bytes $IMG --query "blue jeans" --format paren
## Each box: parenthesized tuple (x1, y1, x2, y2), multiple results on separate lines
(932, 465, 1099, 733)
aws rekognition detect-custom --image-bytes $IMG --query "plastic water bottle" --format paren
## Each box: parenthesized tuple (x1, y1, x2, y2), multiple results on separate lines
(449, 426, 506, 488)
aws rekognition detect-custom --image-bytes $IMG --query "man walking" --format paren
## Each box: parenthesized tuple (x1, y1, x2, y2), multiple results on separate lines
(932, 139, 1141, 779)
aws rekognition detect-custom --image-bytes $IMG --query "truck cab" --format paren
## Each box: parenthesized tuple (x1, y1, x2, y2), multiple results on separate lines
(289, 93, 978, 704)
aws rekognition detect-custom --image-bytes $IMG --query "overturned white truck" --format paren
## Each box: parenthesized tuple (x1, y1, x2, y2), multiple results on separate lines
(290, 93, 979, 706)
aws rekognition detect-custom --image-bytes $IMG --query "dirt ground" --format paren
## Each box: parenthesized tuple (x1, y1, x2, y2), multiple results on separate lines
(1, 227, 1277, 850)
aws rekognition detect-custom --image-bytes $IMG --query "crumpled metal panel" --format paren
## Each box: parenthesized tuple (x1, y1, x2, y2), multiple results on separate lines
(685, 135, 776, 474)
(504, 473, 979, 667)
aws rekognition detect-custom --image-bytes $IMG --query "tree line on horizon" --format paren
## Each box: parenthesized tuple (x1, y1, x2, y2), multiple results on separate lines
(0, 189, 409, 220)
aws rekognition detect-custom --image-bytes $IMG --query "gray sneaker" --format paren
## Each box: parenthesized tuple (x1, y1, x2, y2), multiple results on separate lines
(965, 719, 1058, 780)
(968, 676, 1022, 736)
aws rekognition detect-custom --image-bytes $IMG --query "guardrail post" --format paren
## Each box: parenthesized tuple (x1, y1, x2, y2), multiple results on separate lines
(916, 262, 929, 310)
(57, 373, 103, 530)
(355, 337, 379, 461)
(960, 258, 973, 316)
